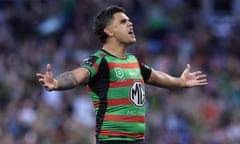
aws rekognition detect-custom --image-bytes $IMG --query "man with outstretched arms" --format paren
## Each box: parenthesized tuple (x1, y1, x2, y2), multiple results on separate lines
(36, 5, 208, 144)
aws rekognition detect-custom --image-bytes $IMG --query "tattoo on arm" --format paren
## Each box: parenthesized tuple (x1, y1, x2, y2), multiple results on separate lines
(55, 71, 78, 90)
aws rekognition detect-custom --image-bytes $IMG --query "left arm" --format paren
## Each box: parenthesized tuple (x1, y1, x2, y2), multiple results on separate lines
(146, 64, 208, 88)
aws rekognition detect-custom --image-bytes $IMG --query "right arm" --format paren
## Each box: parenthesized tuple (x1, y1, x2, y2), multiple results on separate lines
(36, 64, 90, 91)
(54, 67, 90, 90)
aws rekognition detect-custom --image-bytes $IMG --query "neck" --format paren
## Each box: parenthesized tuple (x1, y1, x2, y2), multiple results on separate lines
(102, 42, 128, 59)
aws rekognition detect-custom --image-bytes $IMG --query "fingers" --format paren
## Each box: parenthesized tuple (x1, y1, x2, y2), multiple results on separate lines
(36, 64, 54, 91)
(197, 79, 208, 85)
(196, 74, 207, 80)
(183, 64, 191, 73)
(46, 64, 52, 75)
(192, 71, 201, 75)
(192, 71, 207, 80)
(36, 73, 44, 78)
(36, 64, 52, 78)
(186, 64, 191, 70)
(36, 76, 53, 91)
(182, 64, 208, 87)
(36, 73, 46, 85)
(43, 84, 53, 91)
(200, 79, 208, 83)
(195, 73, 208, 86)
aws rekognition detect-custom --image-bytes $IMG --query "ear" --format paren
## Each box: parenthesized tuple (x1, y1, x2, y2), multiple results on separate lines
(104, 27, 113, 36)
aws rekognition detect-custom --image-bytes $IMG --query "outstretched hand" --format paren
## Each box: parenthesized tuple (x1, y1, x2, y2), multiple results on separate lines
(180, 64, 208, 87)
(36, 64, 57, 91)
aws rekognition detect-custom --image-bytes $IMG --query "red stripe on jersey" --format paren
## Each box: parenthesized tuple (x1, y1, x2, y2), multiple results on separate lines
(86, 86, 90, 91)
(100, 130, 144, 139)
(108, 62, 139, 69)
(109, 79, 144, 88)
(93, 102, 99, 108)
(108, 98, 132, 106)
(99, 53, 105, 57)
(104, 115, 145, 123)
(93, 63, 99, 71)
(93, 98, 132, 108)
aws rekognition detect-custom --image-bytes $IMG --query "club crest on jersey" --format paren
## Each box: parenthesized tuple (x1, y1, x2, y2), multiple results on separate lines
(130, 81, 145, 106)
(114, 67, 124, 78)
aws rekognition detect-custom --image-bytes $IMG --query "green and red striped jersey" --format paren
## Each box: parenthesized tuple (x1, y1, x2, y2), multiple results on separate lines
(80, 49, 152, 141)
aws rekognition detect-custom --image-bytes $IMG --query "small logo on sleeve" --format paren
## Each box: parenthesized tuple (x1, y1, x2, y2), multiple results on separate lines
(81, 56, 98, 67)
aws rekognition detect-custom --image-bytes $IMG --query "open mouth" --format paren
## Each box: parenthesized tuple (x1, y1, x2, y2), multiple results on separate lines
(128, 28, 135, 37)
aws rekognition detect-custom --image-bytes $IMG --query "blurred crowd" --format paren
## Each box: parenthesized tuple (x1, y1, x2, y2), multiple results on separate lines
(0, 0, 240, 144)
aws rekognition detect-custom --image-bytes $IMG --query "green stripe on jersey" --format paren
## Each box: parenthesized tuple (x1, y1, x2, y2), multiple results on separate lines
(106, 105, 146, 116)
(101, 121, 145, 134)
(107, 87, 129, 99)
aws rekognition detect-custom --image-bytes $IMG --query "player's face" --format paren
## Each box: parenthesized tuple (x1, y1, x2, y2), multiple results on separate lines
(107, 12, 136, 45)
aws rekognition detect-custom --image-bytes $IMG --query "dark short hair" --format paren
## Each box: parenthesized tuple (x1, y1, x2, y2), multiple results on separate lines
(93, 5, 126, 43)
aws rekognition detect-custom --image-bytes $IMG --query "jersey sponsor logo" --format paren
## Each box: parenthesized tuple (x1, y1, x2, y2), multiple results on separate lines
(129, 69, 140, 77)
(114, 67, 124, 78)
(130, 81, 145, 106)
(81, 56, 98, 67)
